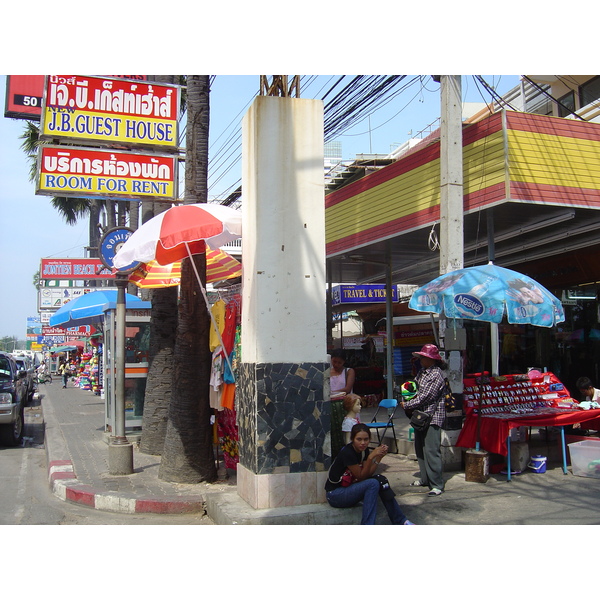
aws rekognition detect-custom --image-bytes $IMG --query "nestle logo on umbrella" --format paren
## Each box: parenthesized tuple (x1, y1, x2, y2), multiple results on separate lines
(454, 293, 484, 316)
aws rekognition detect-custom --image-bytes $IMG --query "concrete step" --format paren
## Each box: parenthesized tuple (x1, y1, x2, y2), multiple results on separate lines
(205, 489, 397, 525)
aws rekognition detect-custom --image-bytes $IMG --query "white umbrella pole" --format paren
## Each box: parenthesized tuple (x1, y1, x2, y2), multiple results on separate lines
(185, 243, 235, 381)
(490, 322, 499, 376)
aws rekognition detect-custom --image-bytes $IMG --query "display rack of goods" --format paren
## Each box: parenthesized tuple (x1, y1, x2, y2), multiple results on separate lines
(462, 372, 577, 418)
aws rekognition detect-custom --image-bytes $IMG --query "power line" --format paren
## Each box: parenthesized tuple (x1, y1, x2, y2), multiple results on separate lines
(522, 75, 586, 121)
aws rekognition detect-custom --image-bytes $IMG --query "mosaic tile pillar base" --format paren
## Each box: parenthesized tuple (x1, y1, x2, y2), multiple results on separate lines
(236, 361, 331, 509)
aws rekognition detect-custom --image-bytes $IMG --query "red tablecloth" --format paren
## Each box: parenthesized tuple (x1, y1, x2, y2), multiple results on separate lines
(456, 408, 600, 455)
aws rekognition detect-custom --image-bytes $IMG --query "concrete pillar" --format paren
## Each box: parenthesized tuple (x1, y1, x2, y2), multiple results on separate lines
(237, 96, 330, 509)
(439, 74, 463, 276)
(439, 75, 465, 388)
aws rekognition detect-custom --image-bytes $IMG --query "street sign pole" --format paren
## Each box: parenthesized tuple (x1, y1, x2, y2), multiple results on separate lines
(98, 227, 138, 476)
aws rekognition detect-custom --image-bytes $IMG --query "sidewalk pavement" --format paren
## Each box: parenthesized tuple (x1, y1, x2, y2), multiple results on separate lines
(41, 381, 234, 516)
(39, 382, 600, 524)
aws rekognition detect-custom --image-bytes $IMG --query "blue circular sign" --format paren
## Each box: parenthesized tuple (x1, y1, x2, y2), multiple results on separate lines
(99, 227, 140, 272)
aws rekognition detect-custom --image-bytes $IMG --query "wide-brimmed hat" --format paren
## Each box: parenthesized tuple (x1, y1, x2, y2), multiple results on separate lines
(412, 343, 442, 361)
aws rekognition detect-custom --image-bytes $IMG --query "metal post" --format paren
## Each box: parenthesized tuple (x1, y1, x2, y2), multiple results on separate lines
(108, 272, 133, 474)
(114, 273, 127, 443)
(488, 209, 499, 375)
(385, 256, 394, 400)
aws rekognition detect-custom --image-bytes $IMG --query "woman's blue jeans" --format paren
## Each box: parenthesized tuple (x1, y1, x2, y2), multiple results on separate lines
(326, 478, 408, 525)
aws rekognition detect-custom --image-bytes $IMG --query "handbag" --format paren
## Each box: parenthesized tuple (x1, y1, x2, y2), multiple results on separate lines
(370, 473, 396, 500)
(410, 409, 432, 432)
(340, 469, 356, 487)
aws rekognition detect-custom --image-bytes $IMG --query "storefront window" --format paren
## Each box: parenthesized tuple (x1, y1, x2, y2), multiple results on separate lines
(460, 291, 600, 395)
(125, 323, 150, 363)
(558, 90, 576, 117)
(125, 377, 146, 421)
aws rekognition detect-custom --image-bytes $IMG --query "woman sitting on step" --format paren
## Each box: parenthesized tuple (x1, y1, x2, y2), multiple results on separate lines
(325, 423, 414, 525)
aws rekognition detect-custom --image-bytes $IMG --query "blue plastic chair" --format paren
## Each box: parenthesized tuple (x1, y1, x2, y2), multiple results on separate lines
(366, 398, 399, 453)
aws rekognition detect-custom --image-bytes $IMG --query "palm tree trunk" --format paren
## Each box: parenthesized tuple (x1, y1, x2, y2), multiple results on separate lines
(159, 75, 217, 482)
(139, 200, 178, 455)
(139, 76, 180, 456)
(138, 201, 179, 455)
(139, 285, 178, 454)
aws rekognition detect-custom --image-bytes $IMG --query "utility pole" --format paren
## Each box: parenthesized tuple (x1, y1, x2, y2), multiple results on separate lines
(438, 75, 464, 276)
(436, 75, 466, 395)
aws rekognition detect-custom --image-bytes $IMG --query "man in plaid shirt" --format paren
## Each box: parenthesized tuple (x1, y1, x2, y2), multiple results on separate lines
(401, 344, 447, 496)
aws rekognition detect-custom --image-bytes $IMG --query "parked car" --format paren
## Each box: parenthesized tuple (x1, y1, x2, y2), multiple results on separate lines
(0, 351, 27, 446)
(12, 355, 35, 404)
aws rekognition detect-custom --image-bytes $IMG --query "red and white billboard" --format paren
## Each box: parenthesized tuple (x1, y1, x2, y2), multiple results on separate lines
(4, 75, 46, 119)
(43, 325, 96, 336)
(40, 258, 115, 280)
(4, 75, 148, 120)
(36, 145, 177, 200)
(39, 75, 179, 150)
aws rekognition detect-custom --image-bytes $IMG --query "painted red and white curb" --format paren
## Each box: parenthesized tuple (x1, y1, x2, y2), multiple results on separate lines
(48, 459, 206, 514)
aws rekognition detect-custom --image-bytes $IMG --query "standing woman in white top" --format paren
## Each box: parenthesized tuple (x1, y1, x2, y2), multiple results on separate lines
(329, 349, 356, 395)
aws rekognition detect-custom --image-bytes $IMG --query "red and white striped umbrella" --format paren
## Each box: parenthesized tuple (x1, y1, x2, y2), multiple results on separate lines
(113, 203, 242, 380)
(113, 203, 242, 269)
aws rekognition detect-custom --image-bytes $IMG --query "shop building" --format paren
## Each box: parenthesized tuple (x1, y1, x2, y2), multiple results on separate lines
(325, 76, 600, 393)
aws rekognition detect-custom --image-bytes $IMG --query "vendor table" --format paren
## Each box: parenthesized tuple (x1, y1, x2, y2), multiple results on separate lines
(455, 372, 600, 480)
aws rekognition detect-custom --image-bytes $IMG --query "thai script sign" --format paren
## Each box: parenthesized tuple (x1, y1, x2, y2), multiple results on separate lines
(43, 325, 95, 336)
(4, 75, 148, 120)
(332, 284, 398, 306)
(36, 145, 177, 200)
(40, 259, 114, 280)
(40, 75, 179, 149)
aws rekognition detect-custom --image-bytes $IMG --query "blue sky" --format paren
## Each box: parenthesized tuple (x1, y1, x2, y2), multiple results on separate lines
(0, 74, 523, 339)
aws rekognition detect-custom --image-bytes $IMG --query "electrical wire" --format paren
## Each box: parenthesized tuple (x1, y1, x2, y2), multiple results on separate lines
(474, 75, 519, 111)
(428, 224, 440, 251)
(206, 74, 516, 201)
(521, 76, 586, 121)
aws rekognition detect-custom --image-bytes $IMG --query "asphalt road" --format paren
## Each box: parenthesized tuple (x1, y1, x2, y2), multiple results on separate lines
(0, 399, 213, 526)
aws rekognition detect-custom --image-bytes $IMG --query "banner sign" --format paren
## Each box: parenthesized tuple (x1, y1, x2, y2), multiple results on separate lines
(40, 258, 114, 280)
(4, 75, 46, 119)
(38, 286, 117, 310)
(43, 325, 95, 336)
(39, 287, 92, 310)
(39, 311, 54, 324)
(5, 75, 148, 120)
(39, 75, 179, 150)
(331, 284, 398, 306)
(36, 145, 177, 200)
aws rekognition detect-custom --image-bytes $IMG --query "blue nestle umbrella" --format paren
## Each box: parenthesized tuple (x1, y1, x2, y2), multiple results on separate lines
(409, 262, 564, 327)
(49, 290, 149, 328)
(410, 262, 566, 449)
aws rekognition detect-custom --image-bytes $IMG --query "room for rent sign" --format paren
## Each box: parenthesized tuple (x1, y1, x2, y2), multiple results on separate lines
(39, 75, 179, 150)
(36, 145, 177, 200)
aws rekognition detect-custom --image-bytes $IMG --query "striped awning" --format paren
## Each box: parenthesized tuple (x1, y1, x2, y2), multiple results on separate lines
(129, 247, 241, 288)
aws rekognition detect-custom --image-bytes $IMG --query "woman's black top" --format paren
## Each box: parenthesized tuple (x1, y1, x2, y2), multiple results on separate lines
(325, 443, 369, 492)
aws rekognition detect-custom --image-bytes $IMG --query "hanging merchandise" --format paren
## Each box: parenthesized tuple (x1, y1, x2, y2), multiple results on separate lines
(209, 347, 224, 410)
(216, 408, 239, 470)
(89, 352, 101, 395)
(207, 287, 242, 469)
